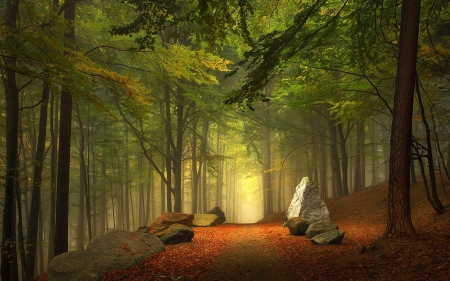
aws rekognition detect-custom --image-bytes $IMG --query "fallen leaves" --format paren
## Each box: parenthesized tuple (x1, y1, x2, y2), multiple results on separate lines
(101, 225, 236, 281)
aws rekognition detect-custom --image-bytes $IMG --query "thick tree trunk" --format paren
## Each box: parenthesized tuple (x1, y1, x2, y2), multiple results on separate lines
(384, 0, 420, 239)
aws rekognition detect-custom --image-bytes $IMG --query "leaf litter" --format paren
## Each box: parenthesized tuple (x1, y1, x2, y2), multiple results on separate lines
(38, 178, 450, 281)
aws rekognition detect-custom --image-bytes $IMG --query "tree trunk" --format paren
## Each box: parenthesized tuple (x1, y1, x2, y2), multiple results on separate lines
(100, 148, 107, 234)
(54, 0, 76, 256)
(201, 120, 209, 213)
(191, 117, 199, 214)
(26, 82, 49, 279)
(1, 1, 20, 279)
(48, 88, 59, 265)
(328, 117, 343, 197)
(354, 121, 365, 192)
(216, 127, 223, 208)
(415, 77, 445, 213)
(337, 123, 349, 196)
(173, 86, 186, 212)
(164, 84, 173, 212)
(384, 0, 420, 239)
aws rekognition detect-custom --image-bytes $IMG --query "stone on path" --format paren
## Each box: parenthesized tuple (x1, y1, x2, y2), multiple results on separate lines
(153, 212, 194, 227)
(206, 206, 226, 224)
(193, 213, 219, 226)
(286, 177, 330, 223)
(311, 230, 345, 245)
(305, 221, 339, 239)
(48, 229, 164, 281)
(286, 217, 310, 236)
(151, 223, 194, 245)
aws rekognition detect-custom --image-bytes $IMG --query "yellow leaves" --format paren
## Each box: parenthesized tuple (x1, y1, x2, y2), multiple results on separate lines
(155, 44, 230, 85)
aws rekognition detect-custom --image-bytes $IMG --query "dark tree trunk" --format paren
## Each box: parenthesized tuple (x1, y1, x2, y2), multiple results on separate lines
(328, 117, 343, 197)
(1, 1, 20, 279)
(173, 87, 186, 212)
(164, 84, 173, 212)
(354, 121, 365, 192)
(216, 127, 223, 208)
(191, 117, 199, 214)
(201, 120, 209, 213)
(48, 89, 58, 265)
(384, 0, 420, 239)
(26, 82, 49, 279)
(54, 1, 76, 256)
(337, 123, 349, 196)
(415, 77, 445, 213)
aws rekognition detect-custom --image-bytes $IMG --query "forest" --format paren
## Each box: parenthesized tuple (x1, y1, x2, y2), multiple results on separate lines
(1, 0, 450, 280)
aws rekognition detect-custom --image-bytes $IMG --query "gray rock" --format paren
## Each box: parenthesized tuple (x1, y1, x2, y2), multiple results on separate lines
(311, 230, 345, 245)
(286, 217, 310, 236)
(152, 223, 194, 245)
(286, 177, 330, 223)
(48, 229, 164, 281)
(193, 213, 219, 226)
(207, 206, 226, 224)
(305, 221, 339, 239)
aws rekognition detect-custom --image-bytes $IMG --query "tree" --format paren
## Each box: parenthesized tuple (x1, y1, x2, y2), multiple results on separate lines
(384, 0, 421, 239)
(1, 1, 21, 280)
(54, 0, 76, 256)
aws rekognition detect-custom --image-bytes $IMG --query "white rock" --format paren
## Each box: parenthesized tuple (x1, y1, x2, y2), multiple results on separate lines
(286, 177, 330, 223)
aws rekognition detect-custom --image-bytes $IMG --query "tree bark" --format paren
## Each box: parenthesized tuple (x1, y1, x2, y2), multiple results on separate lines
(1, 1, 20, 279)
(354, 121, 365, 192)
(328, 117, 343, 197)
(337, 123, 349, 196)
(26, 82, 49, 279)
(384, 0, 420, 239)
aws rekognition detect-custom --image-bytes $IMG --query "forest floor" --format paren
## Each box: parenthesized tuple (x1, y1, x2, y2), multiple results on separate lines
(42, 178, 450, 281)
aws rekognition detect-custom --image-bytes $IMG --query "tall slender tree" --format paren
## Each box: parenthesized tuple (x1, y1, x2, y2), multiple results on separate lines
(1, 1, 20, 279)
(54, 0, 76, 256)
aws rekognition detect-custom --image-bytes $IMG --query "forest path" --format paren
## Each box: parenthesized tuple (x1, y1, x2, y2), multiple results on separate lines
(203, 223, 297, 281)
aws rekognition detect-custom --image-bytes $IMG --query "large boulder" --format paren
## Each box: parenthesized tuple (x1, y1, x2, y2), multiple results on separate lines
(311, 230, 345, 245)
(206, 206, 226, 224)
(193, 214, 219, 226)
(48, 229, 164, 281)
(144, 223, 194, 245)
(286, 177, 330, 223)
(153, 212, 194, 227)
(286, 217, 310, 236)
(305, 221, 339, 239)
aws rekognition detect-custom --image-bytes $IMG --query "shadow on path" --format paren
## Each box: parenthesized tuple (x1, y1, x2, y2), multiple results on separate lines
(203, 224, 297, 281)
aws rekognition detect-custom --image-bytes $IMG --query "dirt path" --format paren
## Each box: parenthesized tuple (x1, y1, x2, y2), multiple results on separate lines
(203, 224, 297, 281)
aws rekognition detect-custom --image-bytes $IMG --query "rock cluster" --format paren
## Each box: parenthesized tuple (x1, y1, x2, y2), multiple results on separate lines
(286, 218, 345, 245)
(285, 177, 344, 245)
